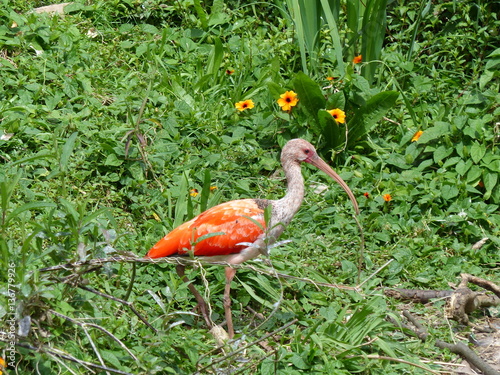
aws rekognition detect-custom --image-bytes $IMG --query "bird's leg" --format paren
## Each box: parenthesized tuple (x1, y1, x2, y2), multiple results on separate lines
(175, 264, 213, 329)
(224, 266, 237, 339)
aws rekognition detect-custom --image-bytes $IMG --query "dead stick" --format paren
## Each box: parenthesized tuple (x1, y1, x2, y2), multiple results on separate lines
(395, 311, 499, 375)
(461, 273, 500, 298)
(435, 340, 499, 375)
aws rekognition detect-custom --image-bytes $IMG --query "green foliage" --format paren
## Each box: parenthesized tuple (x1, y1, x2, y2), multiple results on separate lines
(0, 0, 499, 374)
(281, 72, 398, 158)
(279, 0, 390, 82)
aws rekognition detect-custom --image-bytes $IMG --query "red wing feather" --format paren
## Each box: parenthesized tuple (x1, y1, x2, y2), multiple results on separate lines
(146, 199, 266, 258)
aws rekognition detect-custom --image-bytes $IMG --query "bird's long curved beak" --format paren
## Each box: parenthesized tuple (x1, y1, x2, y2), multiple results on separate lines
(307, 155, 360, 215)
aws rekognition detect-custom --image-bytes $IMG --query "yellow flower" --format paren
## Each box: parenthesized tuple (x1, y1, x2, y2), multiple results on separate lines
(235, 99, 254, 111)
(210, 186, 217, 191)
(226, 69, 235, 75)
(190, 189, 199, 197)
(277, 91, 299, 111)
(326, 108, 346, 124)
(353, 55, 362, 64)
(326, 76, 335, 81)
(411, 130, 423, 142)
(0, 357, 5, 375)
(383, 194, 392, 202)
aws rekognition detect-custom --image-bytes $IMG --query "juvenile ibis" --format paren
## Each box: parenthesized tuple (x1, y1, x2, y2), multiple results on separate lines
(146, 138, 359, 338)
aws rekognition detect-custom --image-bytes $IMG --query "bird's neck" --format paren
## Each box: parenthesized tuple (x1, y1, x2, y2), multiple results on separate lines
(275, 160, 304, 224)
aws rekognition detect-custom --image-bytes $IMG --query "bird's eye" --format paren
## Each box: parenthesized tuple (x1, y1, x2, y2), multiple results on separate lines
(304, 149, 310, 154)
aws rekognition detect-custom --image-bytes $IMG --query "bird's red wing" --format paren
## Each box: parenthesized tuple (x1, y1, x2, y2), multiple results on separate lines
(146, 199, 266, 258)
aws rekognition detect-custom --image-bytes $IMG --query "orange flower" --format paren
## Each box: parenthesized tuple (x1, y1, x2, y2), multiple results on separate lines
(326, 76, 335, 81)
(277, 91, 299, 111)
(235, 99, 254, 111)
(210, 186, 217, 191)
(226, 69, 235, 75)
(0, 357, 6, 375)
(363, 192, 370, 198)
(326, 108, 346, 124)
(353, 55, 362, 64)
(383, 194, 392, 202)
(190, 189, 199, 197)
(411, 130, 423, 142)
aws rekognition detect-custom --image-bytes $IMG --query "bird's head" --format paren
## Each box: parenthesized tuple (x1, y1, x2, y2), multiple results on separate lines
(281, 138, 359, 215)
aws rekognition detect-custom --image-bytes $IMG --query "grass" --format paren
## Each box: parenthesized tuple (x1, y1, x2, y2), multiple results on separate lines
(1, 0, 499, 374)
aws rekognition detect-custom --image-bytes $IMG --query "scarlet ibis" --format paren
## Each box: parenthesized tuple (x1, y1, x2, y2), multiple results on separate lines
(146, 138, 359, 338)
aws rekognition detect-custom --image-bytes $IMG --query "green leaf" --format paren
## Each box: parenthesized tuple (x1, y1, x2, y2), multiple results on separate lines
(318, 109, 344, 151)
(441, 184, 459, 200)
(200, 169, 211, 213)
(347, 90, 399, 147)
(326, 91, 346, 110)
(467, 165, 482, 183)
(60, 132, 78, 172)
(193, 0, 208, 30)
(293, 72, 326, 120)
(206, 37, 223, 76)
(360, 0, 389, 82)
(320, 0, 344, 76)
(433, 146, 453, 163)
(239, 280, 275, 309)
(267, 82, 285, 100)
(470, 142, 486, 164)
(104, 153, 123, 166)
(483, 172, 498, 194)
(456, 159, 472, 176)
(417, 122, 450, 144)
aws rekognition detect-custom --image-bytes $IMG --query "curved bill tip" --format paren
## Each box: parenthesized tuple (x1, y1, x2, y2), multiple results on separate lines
(307, 156, 360, 215)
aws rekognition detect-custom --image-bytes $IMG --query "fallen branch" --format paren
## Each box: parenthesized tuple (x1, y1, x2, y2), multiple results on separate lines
(387, 311, 500, 375)
(385, 273, 500, 325)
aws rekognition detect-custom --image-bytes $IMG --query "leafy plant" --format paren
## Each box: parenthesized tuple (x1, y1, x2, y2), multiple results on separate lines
(271, 71, 398, 158)
(278, 0, 390, 82)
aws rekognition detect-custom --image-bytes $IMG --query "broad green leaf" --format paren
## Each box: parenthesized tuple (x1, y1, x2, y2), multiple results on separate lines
(433, 146, 453, 163)
(456, 159, 473, 176)
(326, 91, 346, 110)
(483, 172, 498, 194)
(385, 154, 411, 169)
(467, 165, 482, 183)
(347, 90, 399, 147)
(417, 122, 450, 144)
(267, 82, 285, 100)
(470, 142, 486, 164)
(104, 153, 122, 166)
(441, 184, 459, 200)
(293, 72, 326, 120)
(318, 109, 344, 151)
